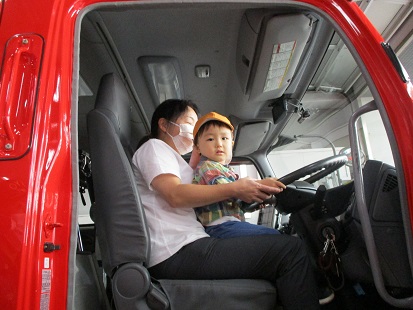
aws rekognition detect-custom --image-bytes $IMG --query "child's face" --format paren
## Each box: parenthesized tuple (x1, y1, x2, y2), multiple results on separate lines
(196, 124, 233, 164)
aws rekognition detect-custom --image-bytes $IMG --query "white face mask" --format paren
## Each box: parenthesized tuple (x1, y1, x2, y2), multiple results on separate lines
(167, 121, 194, 155)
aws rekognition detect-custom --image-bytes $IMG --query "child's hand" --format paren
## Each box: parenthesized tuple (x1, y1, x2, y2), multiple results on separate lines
(189, 150, 201, 169)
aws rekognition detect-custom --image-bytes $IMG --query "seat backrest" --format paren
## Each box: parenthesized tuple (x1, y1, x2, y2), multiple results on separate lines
(363, 160, 413, 288)
(352, 160, 413, 289)
(92, 72, 135, 159)
(87, 73, 150, 276)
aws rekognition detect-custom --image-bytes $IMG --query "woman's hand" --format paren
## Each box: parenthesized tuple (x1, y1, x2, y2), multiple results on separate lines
(257, 178, 286, 190)
(233, 177, 285, 203)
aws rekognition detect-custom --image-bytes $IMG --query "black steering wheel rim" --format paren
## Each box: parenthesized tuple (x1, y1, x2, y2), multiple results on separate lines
(239, 154, 348, 213)
(278, 154, 348, 185)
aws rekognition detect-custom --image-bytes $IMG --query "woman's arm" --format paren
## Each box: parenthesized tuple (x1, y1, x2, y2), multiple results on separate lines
(151, 173, 284, 208)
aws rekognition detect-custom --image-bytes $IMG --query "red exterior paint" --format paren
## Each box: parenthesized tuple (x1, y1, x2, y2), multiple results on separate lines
(0, 0, 412, 309)
(0, 1, 76, 309)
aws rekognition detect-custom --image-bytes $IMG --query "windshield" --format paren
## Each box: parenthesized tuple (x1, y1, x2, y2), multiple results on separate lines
(268, 32, 395, 189)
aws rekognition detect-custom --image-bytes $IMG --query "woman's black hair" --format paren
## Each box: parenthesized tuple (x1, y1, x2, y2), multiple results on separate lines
(137, 99, 200, 149)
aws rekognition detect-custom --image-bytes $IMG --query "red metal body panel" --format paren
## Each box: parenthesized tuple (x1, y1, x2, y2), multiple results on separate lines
(0, 0, 411, 309)
(0, 1, 76, 309)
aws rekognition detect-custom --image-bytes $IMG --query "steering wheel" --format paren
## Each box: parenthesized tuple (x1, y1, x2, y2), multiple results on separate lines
(240, 154, 348, 212)
(278, 154, 348, 185)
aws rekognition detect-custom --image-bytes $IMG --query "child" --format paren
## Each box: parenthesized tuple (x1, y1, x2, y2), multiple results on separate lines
(192, 112, 284, 238)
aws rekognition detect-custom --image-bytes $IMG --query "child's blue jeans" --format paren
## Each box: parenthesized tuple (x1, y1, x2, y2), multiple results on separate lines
(205, 221, 280, 238)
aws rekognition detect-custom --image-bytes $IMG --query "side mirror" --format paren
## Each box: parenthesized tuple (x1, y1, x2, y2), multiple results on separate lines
(338, 147, 365, 167)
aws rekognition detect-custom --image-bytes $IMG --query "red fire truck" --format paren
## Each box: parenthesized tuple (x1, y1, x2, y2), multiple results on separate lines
(1, 0, 413, 309)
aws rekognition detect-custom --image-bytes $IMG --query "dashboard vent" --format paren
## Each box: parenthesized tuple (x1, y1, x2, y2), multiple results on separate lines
(382, 174, 398, 192)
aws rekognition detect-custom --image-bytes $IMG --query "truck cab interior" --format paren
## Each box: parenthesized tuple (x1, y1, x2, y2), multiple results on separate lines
(73, 1, 413, 309)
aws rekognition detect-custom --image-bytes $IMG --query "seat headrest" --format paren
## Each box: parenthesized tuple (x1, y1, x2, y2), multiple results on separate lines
(95, 73, 132, 153)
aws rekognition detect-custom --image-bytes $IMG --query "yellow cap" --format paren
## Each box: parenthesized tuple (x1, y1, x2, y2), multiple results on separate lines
(193, 112, 234, 138)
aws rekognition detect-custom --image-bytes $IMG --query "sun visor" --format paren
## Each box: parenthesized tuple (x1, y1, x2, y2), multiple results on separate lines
(236, 11, 263, 94)
(233, 121, 271, 156)
(237, 14, 312, 102)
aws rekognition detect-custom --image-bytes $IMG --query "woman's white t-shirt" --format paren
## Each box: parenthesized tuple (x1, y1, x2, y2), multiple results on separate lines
(132, 139, 209, 267)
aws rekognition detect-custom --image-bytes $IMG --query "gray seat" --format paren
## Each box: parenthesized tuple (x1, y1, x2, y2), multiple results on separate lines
(348, 160, 413, 289)
(87, 73, 277, 310)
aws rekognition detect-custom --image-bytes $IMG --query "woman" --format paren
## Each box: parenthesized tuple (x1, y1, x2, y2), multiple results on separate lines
(132, 99, 320, 310)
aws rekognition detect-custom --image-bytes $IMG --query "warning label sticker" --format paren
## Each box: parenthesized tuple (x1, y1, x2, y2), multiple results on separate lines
(40, 293, 50, 310)
(42, 269, 51, 293)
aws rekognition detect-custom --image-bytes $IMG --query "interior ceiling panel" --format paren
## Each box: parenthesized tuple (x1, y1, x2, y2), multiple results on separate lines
(98, 7, 244, 115)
